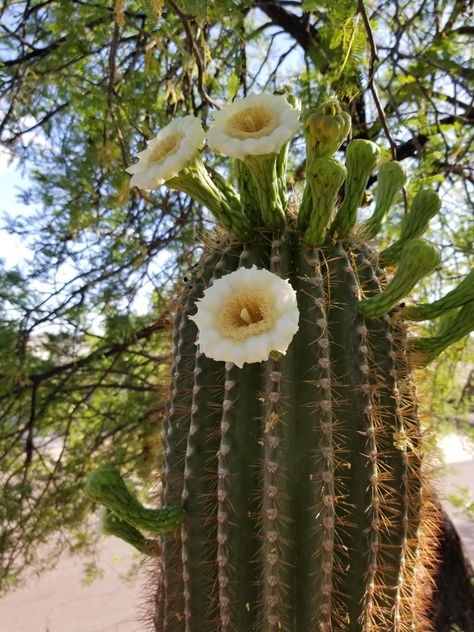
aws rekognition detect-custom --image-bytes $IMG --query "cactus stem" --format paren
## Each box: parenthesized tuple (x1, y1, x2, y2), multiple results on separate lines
(261, 233, 296, 631)
(159, 249, 224, 631)
(180, 245, 242, 629)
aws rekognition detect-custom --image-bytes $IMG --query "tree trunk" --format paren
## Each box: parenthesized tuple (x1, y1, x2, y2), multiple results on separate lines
(431, 507, 474, 632)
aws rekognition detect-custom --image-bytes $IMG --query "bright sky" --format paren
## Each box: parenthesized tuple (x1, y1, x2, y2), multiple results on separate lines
(0, 150, 34, 269)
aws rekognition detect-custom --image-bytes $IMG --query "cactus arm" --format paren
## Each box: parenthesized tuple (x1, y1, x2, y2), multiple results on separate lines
(359, 238, 441, 319)
(217, 359, 264, 629)
(380, 189, 441, 266)
(402, 269, 474, 321)
(391, 317, 431, 629)
(85, 465, 185, 533)
(326, 244, 375, 629)
(356, 251, 416, 623)
(100, 508, 153, 554)
(260, 234, 299, 631)
(300, 157, 347, 244)
(330, 139, 380, 239)
(410, 300, 474, 365)
(362, 161, 407, 239)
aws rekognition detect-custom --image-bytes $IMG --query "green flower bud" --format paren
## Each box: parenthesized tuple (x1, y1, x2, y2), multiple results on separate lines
(86, 464, 185, 534)
(302, 157, 347, 245)
(304, 99, 351, 158)
(363, 161, 407, 238)
(330, 139, 380, 239)
(410, 300, 474, 365)
(359, 238, 441, 319)
(380, 189, 441, 266)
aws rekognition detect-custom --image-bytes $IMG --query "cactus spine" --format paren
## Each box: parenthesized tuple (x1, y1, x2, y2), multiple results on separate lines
(87, 94, 474, 632)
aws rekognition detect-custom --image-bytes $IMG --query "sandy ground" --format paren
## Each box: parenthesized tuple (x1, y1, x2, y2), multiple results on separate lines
(1, 432, 473, 632)
(0, 537, 146, 632)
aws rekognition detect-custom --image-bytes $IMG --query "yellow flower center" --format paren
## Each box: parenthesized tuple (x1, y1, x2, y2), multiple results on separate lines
(219, 291, 275, 341)
(226, 106, 277, 140)
(148, 132, 183, 165)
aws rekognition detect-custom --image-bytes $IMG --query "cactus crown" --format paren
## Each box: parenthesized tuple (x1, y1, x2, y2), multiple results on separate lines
(86, 93, 474, 632)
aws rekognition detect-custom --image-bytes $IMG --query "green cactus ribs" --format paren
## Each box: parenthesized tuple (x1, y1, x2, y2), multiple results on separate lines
(154, 229, 440, 632)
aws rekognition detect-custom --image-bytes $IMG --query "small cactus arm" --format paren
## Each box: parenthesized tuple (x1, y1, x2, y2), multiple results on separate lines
(96, 95, 474, 632)
(85, 464, 185, 534)
(100, 507, 153, 554)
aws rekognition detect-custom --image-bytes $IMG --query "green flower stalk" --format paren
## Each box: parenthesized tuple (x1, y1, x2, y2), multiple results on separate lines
(299, 99, 350, 236)
(168, 155, 251, 237)
(237, 154, 287, 228)
(86, 464, 185, 534)
(330, 139, 380, 239)
(362, 160, 408, 238)
(235, 159, 261, 225)
(380, 189, 441, 266)
(359, 238, 441, 318)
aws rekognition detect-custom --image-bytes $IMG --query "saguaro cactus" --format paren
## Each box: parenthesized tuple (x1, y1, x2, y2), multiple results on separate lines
(87, 94, 474, 632)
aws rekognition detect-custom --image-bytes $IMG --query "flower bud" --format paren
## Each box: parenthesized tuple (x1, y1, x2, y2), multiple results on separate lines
(304, 99, 351, 158)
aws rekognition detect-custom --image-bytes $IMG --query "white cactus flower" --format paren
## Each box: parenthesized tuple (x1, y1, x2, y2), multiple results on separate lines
(207, 94, 300, 160)
(127, 115, 205, 189)
(190, 266, 299, 368)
